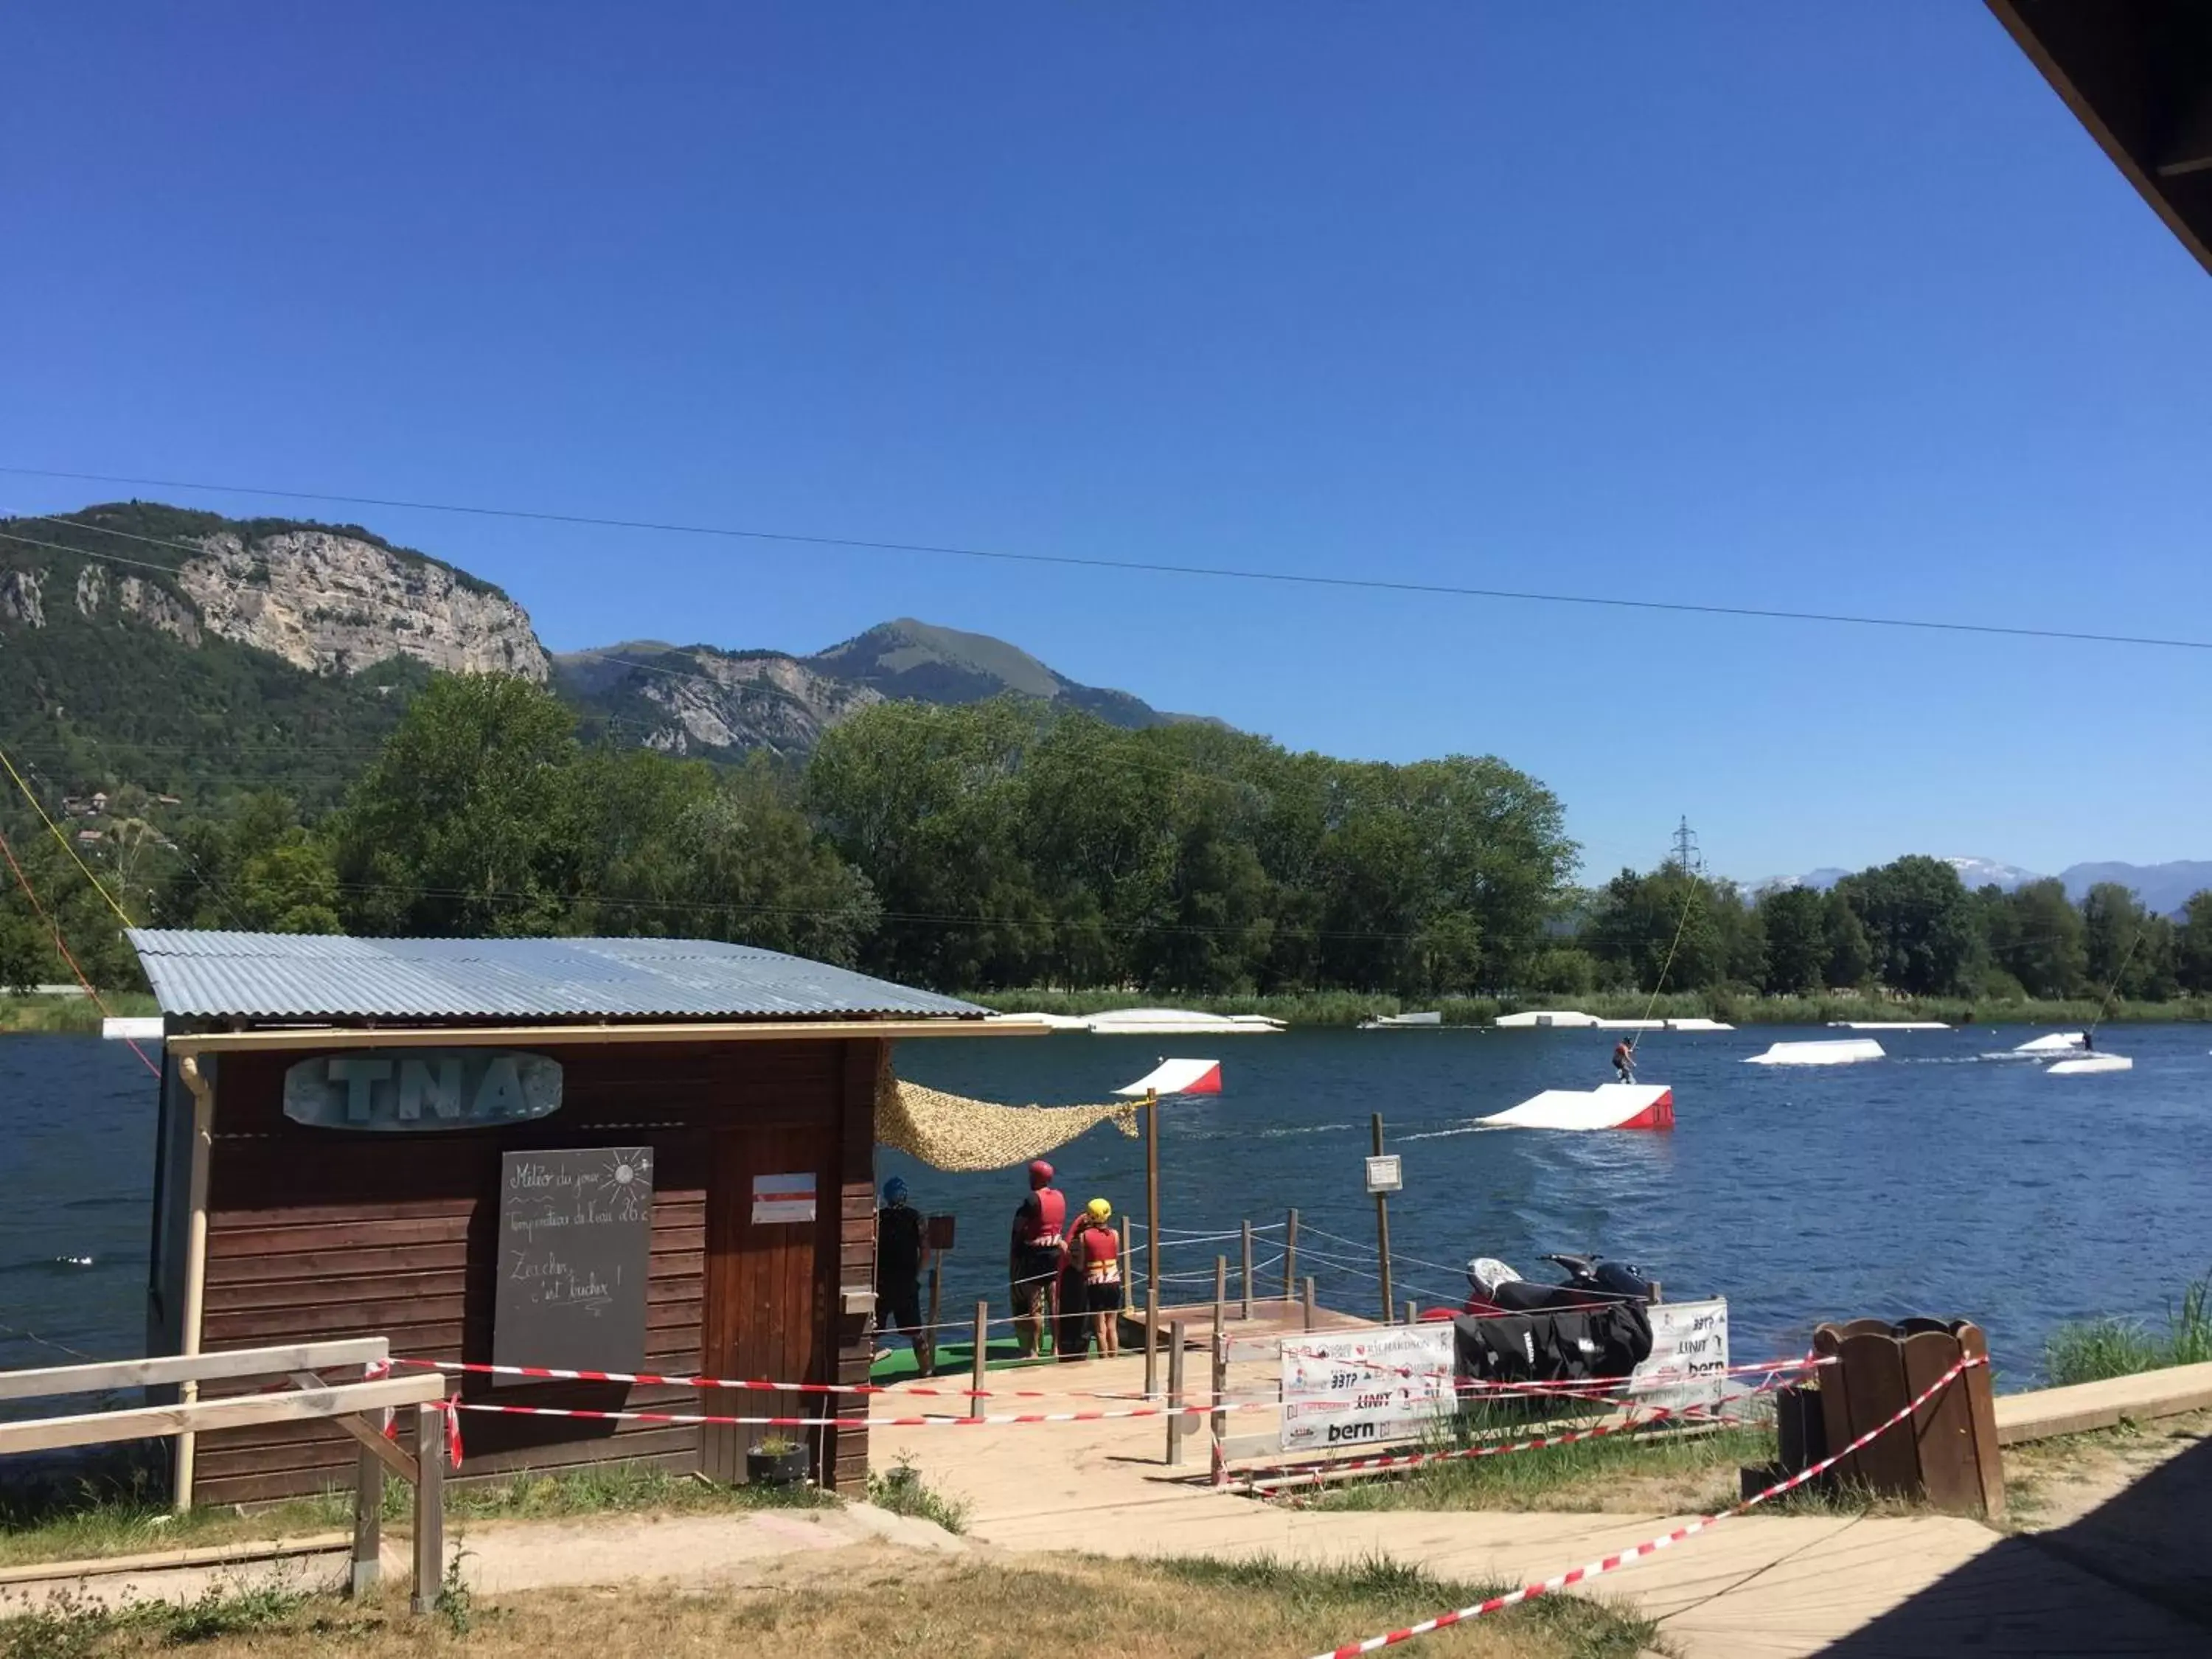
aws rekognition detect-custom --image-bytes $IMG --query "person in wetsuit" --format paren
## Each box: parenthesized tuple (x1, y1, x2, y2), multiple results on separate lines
(1613, 1037, 1637, 1084)
(874, 1177, 933, 1373)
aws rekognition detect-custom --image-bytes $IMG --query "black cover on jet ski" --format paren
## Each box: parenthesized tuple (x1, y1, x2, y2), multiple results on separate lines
(1452, 1301, 1654, 1386)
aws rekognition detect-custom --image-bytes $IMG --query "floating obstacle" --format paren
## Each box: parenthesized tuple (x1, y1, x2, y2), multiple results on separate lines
(102, 1016, 165, 1042)
(1663, 1017, 1736, 1032)
(1493, 1009, 1603, 1029)
(1829, 1020, 1949, 1031)
(2011, 1032, 2085, 1054)
(1116, 1057, 1222, 1096)
(2047, 1054, 2132, 1075)
(1476, 1082, 1675, 1131)
(1744, 1037, 1885, 1067)
(1359, 1010, 1443, 1029)
(1085, 1008, 1284, 1035)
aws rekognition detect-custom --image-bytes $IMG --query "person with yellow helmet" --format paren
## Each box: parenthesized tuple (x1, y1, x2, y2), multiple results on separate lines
(1069, 1197, 1122, 1359)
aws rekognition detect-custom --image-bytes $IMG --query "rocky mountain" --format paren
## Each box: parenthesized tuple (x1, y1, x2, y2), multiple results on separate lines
(1, 503, 1199, 802)
(552, 616, 1186, 759)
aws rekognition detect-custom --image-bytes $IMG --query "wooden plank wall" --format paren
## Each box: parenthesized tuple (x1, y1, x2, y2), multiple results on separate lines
(194, 1037, 862, 1506)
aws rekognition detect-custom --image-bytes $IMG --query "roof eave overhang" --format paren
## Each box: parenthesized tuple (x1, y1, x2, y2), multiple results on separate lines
(164, 1015, 1048, 1054)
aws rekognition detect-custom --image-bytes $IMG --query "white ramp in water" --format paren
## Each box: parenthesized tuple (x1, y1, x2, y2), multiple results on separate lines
(1665, 1017, 1736, 1032)
(102, 1016, 165, 1042)
(1745, 1038, 1885, 1067)
(1493, 1009, 1602, 1029)
(2047, 1054, 2132, 1075)
(2013, 1032, 2086, 1054)
(1477, 1083, 1675, 1131)
(1829, 1020, 1949, 1031)
(1115, 1057, 1222, 1096)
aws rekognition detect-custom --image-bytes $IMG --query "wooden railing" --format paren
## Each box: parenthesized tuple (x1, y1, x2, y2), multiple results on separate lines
(0, 1338, 450, 1610)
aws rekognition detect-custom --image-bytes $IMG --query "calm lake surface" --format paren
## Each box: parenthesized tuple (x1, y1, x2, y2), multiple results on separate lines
(6, 1026, 2208, 1388)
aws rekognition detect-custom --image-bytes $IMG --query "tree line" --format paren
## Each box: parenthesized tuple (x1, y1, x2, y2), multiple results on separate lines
(6, 671, 2210, 1004)
(1571, 855, 2212, 1004)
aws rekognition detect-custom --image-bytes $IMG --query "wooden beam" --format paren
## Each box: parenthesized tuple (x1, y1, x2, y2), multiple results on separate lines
(0, 1340, 393, 1403)
(166, 1017, 1044, 1054)
(0, 1374, 446, 1458)
(292, 1374, 420, 1485)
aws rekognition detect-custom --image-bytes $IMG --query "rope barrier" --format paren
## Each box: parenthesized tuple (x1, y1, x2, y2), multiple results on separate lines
(1300, 1355, 1984, 1659)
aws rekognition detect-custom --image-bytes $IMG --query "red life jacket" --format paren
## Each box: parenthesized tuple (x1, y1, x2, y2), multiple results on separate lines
(1078, 1225, 1120, 1284)
(1015, 1187, 1067, 1251)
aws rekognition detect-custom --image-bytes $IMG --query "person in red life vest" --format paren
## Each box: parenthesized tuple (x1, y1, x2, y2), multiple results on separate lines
(1009, 1159, 1068, 1357)
(1612, 1037, 1637, 1084)
(1072, 1198, 1122, 1359)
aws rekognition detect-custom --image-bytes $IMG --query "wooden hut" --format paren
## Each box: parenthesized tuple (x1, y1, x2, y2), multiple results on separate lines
(128, 930, 1028, 1507)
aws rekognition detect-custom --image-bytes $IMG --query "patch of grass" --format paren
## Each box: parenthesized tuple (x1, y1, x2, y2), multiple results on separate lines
(1306, 1414, 1775, 1517)
(865, 1457, 967, 1533)
(962, 987, 2212, 1027)
(443, 1462, 834, 1523)
(2043, 1271, 2212, 1386)
(0, 1580, 305, 1657)
(0, 993, 158, 1034)
(0, 1556, 1660, 1659)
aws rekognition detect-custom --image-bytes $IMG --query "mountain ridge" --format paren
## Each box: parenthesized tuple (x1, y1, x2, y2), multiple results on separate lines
(1757, 856, 2211, 917)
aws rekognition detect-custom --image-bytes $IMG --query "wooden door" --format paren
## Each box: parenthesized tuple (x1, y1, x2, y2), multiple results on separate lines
(703, 1123, 838, 1483)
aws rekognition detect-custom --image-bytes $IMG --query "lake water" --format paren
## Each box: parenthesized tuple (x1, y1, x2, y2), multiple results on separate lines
(5, 1026, 2208, 1389)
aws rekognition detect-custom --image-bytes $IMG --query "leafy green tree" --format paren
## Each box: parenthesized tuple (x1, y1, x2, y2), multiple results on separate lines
(2177, 891, 2212, 995)
(1834, 857, 1979, 996)
(237, 829, 341, 933)
(1756, 886, 1829, 995)
(1823, 889, 1872, 988)
(1994, 879, 2087, 999)
(1585, 866, 1728, 992)
(329, 675, 590, 936)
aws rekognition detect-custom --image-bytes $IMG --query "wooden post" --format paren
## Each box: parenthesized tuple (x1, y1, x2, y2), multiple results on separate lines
(1240, 1220, 1254, 1321)
(350, 1439, 382, 1598)
(174, 1054, 215, 1511)
(410, 1405, 445, 1615)
(1144, 1089, 1161, 1400)
(1210, 1328, 1229, 1487)
(1213, 1255, 1228, 1344)
(1165, 1319, 1187, 1466)
(1120, 1219, 1133, 1314)
(1302, 1276, 1317, 1332)
(1402, 1299, 1416, 1327)
(969, 1301, 988, 1421)
(925, 1249, 944, 1369)
(1283, 1208, 1299, 1304)
(1371, 1113, 1394, 1323)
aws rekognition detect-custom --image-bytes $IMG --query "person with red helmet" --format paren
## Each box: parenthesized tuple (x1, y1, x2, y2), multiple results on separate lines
(1009, 1158, 1068, 1357)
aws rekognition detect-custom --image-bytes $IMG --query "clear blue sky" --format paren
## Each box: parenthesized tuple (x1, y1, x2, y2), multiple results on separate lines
(4, 2, 2208, 883)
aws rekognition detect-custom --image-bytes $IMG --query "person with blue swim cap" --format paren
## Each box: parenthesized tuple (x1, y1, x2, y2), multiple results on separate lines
(875, 1174, 933, 1372)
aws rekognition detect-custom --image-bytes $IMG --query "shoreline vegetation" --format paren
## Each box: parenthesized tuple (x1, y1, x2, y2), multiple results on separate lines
(7, 988, 2210, 1036)
(967, 987, 2212, 1027)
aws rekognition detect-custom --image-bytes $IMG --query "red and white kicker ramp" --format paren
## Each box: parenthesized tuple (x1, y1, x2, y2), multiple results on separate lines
(1476, 1082, 1674, 1131)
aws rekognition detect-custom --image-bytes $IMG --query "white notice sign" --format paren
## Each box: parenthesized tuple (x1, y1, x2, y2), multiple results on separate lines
(1626, 1298, 1729, 1411)
(751, 1172, 818, 1225)
(1279, 1324, 1455, 1453)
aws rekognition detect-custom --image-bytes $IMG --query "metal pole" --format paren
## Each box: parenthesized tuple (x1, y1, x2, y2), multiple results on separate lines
(1283, 1208, 1298, 1305)
(968, 1301, 988, 1421)
(1371, 1113, 1394, 1324)
(1402, 1299, 1417, 1327)
(1144, 1088, 1161, 1400)
(1240, 1220, 1254, 1321)
(1165, 1319, 1187, 1466)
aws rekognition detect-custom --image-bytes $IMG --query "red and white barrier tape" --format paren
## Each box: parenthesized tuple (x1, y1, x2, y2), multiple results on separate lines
(451, 1397, 1275, 1430)
(363, 1361, 463, 1470)
(1301, 1354, 1984, 1659)
(395, 1356, 1161, 1403)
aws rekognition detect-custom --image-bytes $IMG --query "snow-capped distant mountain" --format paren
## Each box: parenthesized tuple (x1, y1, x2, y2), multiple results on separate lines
(1753, 858, 2040, 894)
(1747, 857, 2211, 916)
(1941, 857, 2045, 891)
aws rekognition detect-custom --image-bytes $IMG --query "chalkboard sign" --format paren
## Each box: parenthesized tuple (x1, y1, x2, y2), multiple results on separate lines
(494, 1147, 655, 1375)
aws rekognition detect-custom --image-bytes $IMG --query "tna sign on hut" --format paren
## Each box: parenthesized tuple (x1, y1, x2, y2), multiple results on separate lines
(282, 1050, 563, 1131)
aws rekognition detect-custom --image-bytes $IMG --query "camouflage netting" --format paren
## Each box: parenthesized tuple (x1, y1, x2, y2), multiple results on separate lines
(876, 1063, 1140, 1172)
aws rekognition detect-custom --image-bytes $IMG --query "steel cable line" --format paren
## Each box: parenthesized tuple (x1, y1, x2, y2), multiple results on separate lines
(8, 465, 2212, 652)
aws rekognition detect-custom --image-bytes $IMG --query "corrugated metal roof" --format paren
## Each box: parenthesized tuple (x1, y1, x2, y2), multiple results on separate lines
(125, 931, 986, 1023)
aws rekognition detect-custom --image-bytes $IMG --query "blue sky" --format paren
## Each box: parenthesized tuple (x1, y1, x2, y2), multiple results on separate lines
(4, 2, 2208, 883)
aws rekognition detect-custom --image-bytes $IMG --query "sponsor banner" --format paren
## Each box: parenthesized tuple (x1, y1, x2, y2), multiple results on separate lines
(752, 1171, 818, 1225)
(1627, 1297, 1728, 1411)
(1279, 1324, 1455, 1453)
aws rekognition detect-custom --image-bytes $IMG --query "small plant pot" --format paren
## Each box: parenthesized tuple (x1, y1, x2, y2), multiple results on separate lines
(747, 1444, 810, 1487)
